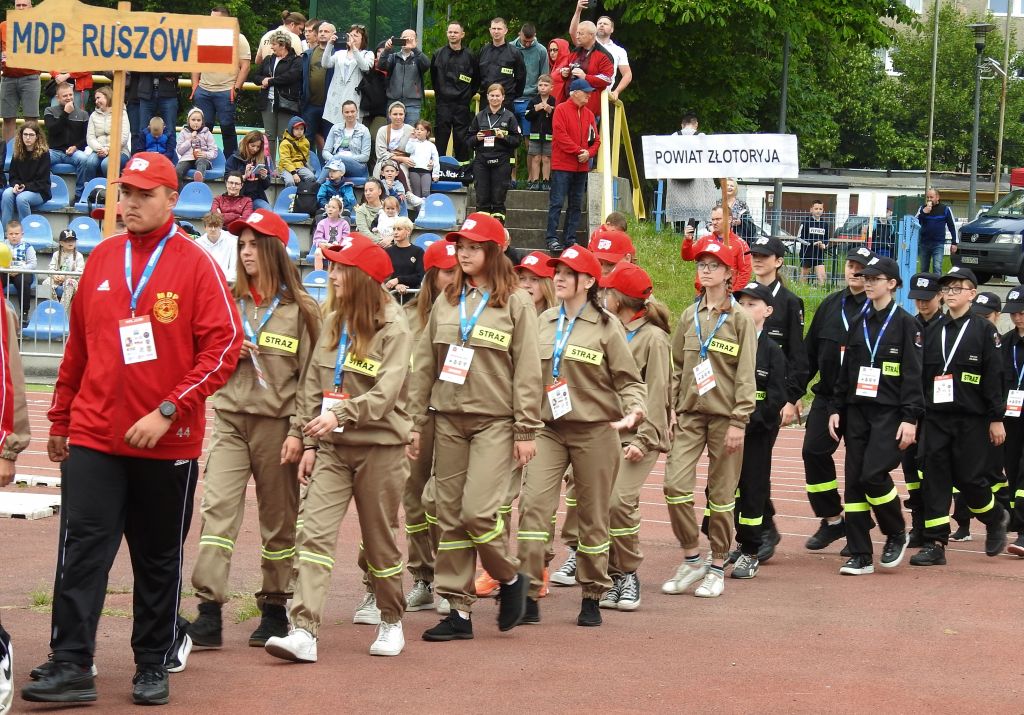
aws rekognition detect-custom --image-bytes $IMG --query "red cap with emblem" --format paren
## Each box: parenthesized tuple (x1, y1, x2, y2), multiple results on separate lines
(599, 261, 652, 300)
(514, 250, 555, 278)
(589, 229, 635, 263)
(444, 212, 507, 246)
(547, 245, 602, 280)
(423, 240, 458, 271)
(113, 152, 179, 191)
(321, 232, 393, 284)
(229, 209, 290, 247)
(692, 235, 738, 265)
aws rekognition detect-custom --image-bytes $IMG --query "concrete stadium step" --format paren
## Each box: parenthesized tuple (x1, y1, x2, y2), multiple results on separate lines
(469, 189, 588, 251)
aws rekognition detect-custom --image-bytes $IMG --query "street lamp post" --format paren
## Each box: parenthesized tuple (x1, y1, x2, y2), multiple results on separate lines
(968, 22, 994, 218)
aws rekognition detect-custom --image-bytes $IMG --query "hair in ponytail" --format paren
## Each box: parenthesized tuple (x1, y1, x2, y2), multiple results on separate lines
(612, 290, 671, 334)
(586, 280, 610, 324)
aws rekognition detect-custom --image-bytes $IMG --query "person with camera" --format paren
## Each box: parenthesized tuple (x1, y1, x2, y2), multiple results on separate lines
(468, 84, 521, 223)
(559, 20, 613, 119)
(478, 17, 526, 113)
(255, 32, 303, 168)
(322, 24, 374, 128)
(431, 21, 478, 162)
(379, 29, 430, 126)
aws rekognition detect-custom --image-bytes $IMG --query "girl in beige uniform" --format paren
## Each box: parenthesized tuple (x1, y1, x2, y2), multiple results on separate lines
(264, 233, 412, 661)
(403, 240, 459, 613)
(407, 212, 542, 642)
(516, 246, 646, 627)
(188, 210, 320, 649)
(597, 262, 672, 612)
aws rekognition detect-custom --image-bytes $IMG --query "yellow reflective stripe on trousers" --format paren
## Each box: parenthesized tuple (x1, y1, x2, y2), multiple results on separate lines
(564, 497, 577, 507)
(609, 524, 640, 537)
(365, 560, 404, 578)
(737, 513, 763, 526)
(924, 515, 950, 528)
(198, 535, 235, 551)
(969, 495, 995, 514)
(664, 493, 694, 505)
(1016, 489, 1024, 498)
(424, 512, 438, 525)
(576, 540, 609, 555)
(708, 500, 735, 512)
(498, 504, 513, 515)
(905, 481, 920, 491)
(469, 515, 505, 545)
(844, 502, 871, 513)
(702, 507, 711, 517)
(991, 481, 1009, 493)
(405, 521, 430, 534)
(298, 550, 335, 568)
(866, 486, 898, 506)
(438, 539, 474, 550)
(806, 480, 839, 493)
(295, 519, 304, 530)
(261, 546, 295, 561)
(517, 530, 550, 542)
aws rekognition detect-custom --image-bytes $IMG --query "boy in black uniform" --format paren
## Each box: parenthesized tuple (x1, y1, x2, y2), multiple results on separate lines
(729, 282, 787, 579)
(911, 266, 1010, 566)
(798, 199, 830, 286)
(801, 246, 875, 551)
(901, 272, 943, 546)
(999, 287, 1024, 556)
(827, 256, 923, 575)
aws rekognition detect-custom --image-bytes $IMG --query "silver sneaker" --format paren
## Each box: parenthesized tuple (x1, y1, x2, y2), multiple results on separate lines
(405, 580, 435, 612)
(694, 569, 725, 598)
(549, 548, 577, 586)
(731, 554, 759, 579)
(353, 592, 381, 625)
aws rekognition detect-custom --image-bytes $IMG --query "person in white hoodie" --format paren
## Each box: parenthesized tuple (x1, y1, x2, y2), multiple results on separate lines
(84, 85, 130, 178)
(175, 107, 219, 184)
(195, 212, 237, 283)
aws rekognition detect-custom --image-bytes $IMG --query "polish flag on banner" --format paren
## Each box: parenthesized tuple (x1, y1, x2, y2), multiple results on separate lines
(196, 28, 234, 64)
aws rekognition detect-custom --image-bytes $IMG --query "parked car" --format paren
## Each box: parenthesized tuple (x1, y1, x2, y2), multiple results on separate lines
(834, 215, 871, 241)
(957, 189, 1024, 285)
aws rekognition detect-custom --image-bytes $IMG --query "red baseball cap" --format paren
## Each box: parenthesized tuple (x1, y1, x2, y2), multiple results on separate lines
(692, 236, 738, 265)
(514, 250, 555, 278)
(229, 209, 290, 246)
(113, 152, 179, 191)
(547, 245, 602, 280)
(423, 240, 458, 271)
(445, 212, 507, 246)
(599, 261, 652, 300)
(589, 229, 635, 263)
(321, 232, 393, 284)
(90, 204, 123, 221)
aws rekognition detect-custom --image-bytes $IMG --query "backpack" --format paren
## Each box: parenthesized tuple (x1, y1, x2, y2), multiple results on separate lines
(291, 178, 319, 217)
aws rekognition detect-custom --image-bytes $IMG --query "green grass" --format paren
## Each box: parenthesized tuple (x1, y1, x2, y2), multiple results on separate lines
(29, 587, 52, 612)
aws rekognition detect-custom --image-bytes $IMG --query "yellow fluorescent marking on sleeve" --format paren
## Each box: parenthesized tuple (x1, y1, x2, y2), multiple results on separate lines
(708, 338, 739, 356)
(258, 332, 299, 353)
(565, 345, 603, 365)
(472, 325, 512, 347)
(882, 362, 900, 376)
(344, 354, 381, 376)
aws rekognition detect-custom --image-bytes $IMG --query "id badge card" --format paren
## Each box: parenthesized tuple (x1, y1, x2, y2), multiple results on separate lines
(483, 135, 495, 148)
(933, 375, 954, 404)
(546, 378, 572, 419)
(855, 366, 881, 398)
(119, 316, 158, 365)
(321, 391, 348, 433)
(694, 359, 716, 396)
(440, 344, 474, 384)
(1006, 389, 1024, 418)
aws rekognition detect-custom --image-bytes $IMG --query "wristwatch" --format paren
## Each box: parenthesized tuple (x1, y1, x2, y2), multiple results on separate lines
(159, 401, 177, 420)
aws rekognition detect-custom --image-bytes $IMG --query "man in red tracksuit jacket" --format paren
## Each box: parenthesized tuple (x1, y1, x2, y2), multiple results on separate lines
(557, 20, 613, 119)
(23, 153, 242, 707)
(680, 204, 752, 292)
(545, 78, 600, 252)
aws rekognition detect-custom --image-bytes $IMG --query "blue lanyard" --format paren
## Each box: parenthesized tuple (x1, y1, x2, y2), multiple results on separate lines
(694, 297, 733, 360)
(1014, 344, 1024, 390)
(459, 285, 490, 344)
(626, 329, 639, 343)
(552, 304, 585, 379)
(841, 293, 869, 332)
(333, 325, 350, 390)
(862, 302, 898, 367)
(124, 226, 175, 316)
(241, 295, 281, 344)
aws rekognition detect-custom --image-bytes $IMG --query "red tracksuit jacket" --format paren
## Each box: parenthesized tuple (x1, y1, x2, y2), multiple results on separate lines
(551, 100, 600, 173)
(48, 218, 243, 459)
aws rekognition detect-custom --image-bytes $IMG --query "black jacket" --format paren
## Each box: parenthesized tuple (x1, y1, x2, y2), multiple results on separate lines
(803, 287, 867, 400)
(524, 92, 557, 143)
(131, 73, 179, 100)
(225, 152, 270, 204)
(749, 331, 787, 434)
(43, 104, 89, 153)
(467, 107, 520, 162)
(1002, 328, 1024, 395)
(922, 312, 1004, 419)
(477, 42, 526, 101)
(762, 278, 808, 404)
(8, 153, 51, 199)
(430, 45, 478, 104)
(255, 52, 302, 113)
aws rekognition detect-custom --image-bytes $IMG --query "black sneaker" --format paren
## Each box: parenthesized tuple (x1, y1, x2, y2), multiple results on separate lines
(725, 549, 741, 566)
(880, 532, 908, 569)
(758, 525, 781, 563)
(805, 519, 845, 550)
(496, 572, 528, 632)
(840, 544, 851, 558)
(423, 612, 474, 641)
(577, 598, 602, 627)
(131, 664, 169, 706)
(839, 555, 874, 575)
(909, 542, 946, 566)
(949, 525, 972, 542)
(165, 627, 192, 673)
(187, 601, 223, 648)
(21, 661, 97, 703)
(908, 527, 924, 549)
(1, 625, 11, 713)
(1008, 533, 1024, 558)
(29, 655, 98, 680)
(249, 603, 289, 647)
(546, 239, 563, 253)
(985, 510, 1010, 557)
(522, 598, 540, 625)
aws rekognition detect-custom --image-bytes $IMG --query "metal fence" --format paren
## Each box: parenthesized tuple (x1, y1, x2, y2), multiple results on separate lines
(2, 268, 79, 358)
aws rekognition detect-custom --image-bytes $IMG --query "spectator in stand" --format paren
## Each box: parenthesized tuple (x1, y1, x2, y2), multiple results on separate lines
(279, 116, 315, 186)
(86, 86, 131, 177)
(431, 21, 478, 162)
(917, 187, 957, 274)
(190, 6, 252, 161)
(212, 172, 254, 224)
(321, 24, 374, 130)
(142, 117, 174, 162)
(524, 73, 556, 190)
(322, 100, 371, 179)
(195, 212, 237, 282)
(355, 177, 385, 235)
(545, 79, 598, 251)
(226, 130, 272, 210)
(379, 29, 430, 126)
(374, 195, 401, 246)
(300, 20, 330, 149)
(1, 220, 36, 326)
(256, 33, 303, 168)
(363, 41, 392, 168)
(43, 82, 92, 203)
(303, 18, 320, 51)
(384, 217, 424, 293)
(511, 23, 549, 148)
(469, 84, 521, 223)
(134, 73, 180, 158)
(681, 204, 753, 291)
(45, 228, 85, 312)
(317, 162, 356, 216)
(1, 121, 50, 226)
(569, 6, 631, 104)
(49, 71, 93, 110)
(478, 18, 526, 113)
(175, 107, 218, 185)
(872, 208, 897, 258)
(310, 196, 350, 270)
(373, 102, 415, 181)
(559, 20, 613, 119)
(255, 11, 305, 64)
(405, 120, 440, 199)
(665, 112, 717, 232)
(0, 0, 41, 142)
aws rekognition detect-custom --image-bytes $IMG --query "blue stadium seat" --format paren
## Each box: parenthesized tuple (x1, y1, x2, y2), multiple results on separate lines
(21, 215, 53, 251)
(413, 232, 442, 251)
(2, 139, 11, 172)
(430, 156, 463, 193)
(52, 161, 76, 176)
(309, 153, 322, 175)
(74, 178, 107, 213)
(173, 181, 214, 219)
(287, 228, 301, 262)
(38, 174, 70, 212)
(22, 299, 69, 341)
(185, 150, 226, 181)
(66, 216, 103, 254)
(274, 186, 312, 224)
(414, 194, 457, 231)
(302, 269, 329, 303)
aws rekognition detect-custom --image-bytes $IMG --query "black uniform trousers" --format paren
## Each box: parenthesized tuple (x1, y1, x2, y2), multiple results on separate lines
(842, 404, 905, 557)
(473, 157, 511, 221)
(994, 418, 1024, 531)
(734, 426, 778, 555)
(900, 439, 923, 533)
(952, 441, 1007, 528)
(51, 446, 198, 666)
(434, 101, 472, 162)
(920, 414, 1006, 544)
(801, 397, 844, 518)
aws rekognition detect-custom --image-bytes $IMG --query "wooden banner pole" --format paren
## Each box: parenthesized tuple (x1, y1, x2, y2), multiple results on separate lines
(102, 1, 131, 237)
(720, 178, 730, 248)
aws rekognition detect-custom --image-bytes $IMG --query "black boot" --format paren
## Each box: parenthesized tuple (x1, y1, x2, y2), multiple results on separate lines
(248, 603, 288, 647)
(188, 601, 223, 648)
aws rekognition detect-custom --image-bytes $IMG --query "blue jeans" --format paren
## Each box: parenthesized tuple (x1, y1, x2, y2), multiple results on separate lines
(1, 187, 44, 225)
(514, 99, 531, 137)
(194, 87, 239, 158)
(83, 152, 129, 183)
(919, 242, 944, 274)
(137, 96, 178, 155)
(403, 103, 421, 126)
(546, 170, 588, 246)
(49, 148, 93, 200)
(301, 103, 326, 141)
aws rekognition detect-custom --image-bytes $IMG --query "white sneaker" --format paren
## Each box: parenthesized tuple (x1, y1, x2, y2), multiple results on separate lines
(0, 629, 12, 715)
(405, 580, 434, 612)
(436, 597, 451, 615)
(369, 621, 405, 657)
(550, 548, 577, 586)
(661, 560, 708, 594)
(694, 569, 725, 598)
(353, 592, 381, 625)
(264, 628, 317, 663)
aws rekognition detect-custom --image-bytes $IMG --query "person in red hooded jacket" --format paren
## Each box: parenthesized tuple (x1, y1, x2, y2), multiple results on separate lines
(547, 38, 571, 104)
(681, 204, 752, 293)
(23, 153, 242, 707)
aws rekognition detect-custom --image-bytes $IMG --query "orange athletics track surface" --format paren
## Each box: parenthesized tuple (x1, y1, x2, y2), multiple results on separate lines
(2, 392, 1023, 714)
